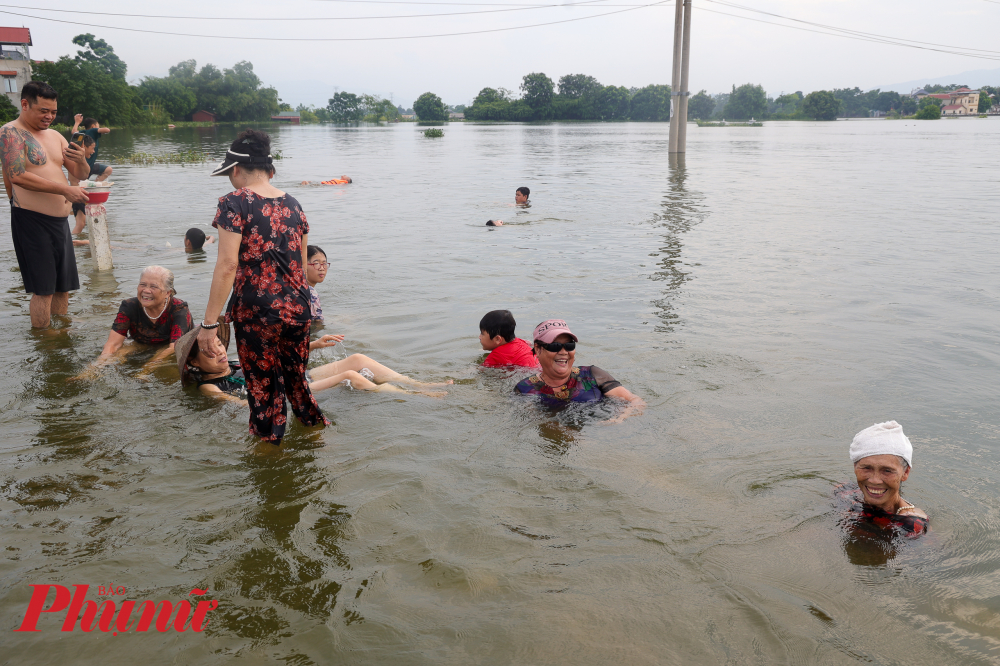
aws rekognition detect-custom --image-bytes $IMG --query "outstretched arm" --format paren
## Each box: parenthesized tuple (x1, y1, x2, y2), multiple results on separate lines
(71, 114, 82, 133)
(199, 383, 249, 406)
(603, 386, 646, 423)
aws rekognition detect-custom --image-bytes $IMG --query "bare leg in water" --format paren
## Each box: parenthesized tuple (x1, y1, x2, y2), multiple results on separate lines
(307, 353, 452, 389)
(309, 369, 447, 397)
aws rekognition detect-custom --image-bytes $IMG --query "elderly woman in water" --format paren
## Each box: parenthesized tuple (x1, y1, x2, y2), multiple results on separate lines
(515, 319, 645, 423)
(78, 266, 193, 377)
(841, 420, 928, 536)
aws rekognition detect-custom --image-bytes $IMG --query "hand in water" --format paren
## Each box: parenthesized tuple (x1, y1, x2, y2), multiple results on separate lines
(313, 334, 345, 349)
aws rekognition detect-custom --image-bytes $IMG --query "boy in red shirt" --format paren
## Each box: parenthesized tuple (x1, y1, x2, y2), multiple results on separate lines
(479, 310, 540, 369)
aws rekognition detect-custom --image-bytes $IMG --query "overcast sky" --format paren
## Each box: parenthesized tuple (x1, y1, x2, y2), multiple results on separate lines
(7, 0, 1000, 108)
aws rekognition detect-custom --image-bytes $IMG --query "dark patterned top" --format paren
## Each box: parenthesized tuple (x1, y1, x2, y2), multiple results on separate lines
(197, 361, 247, 400)
(309, 285, 324, 322)
(515, 366, 622, 404)
(835, 484, 928, 536)
(212, 188, 311, 326)
(111, 297, 193, 345)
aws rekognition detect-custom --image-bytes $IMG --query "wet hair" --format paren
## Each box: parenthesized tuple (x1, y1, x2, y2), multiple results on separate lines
(307, 245, 326, 260)
(479, 309, 516, 343)
(185, 227, 207, 250)
(21, 81, 57, 105)
(898, 456, 910, 472)
(82, 117, 98, 129)
(140, 265, 176, 297)
(81, 134, 95, 147)
(516, 186, 530, 199)
(235, 128, 275, 177)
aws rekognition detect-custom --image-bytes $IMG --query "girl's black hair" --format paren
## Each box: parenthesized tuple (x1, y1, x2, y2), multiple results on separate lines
(479, 309, 516, 343)
(307, 245, 326, 260)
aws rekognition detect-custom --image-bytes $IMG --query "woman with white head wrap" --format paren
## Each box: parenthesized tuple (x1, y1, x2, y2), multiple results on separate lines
(846, 420, 928, 535)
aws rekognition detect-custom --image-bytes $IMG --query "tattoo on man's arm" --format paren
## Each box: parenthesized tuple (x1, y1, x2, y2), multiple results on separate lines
(1, 126, 28, 176)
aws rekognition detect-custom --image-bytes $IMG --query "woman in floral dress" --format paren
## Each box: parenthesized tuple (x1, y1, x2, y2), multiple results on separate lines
(197, 130, 328, 444)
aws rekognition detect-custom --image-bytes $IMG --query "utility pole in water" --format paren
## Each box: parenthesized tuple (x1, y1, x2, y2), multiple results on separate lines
(668, 0, 693, 154)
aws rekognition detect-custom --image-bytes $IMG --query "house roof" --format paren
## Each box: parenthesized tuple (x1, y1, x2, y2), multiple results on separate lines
(193, 110, 216, 117)
(272, 112, 300, 118)
(929, 94, 950, 99)
(0, 27, 31, 46)
(954, 87, 971, 92)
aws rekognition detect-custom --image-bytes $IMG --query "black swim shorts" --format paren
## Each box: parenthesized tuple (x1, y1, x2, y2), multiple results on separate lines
(10, 206, 80, 295)
(89, 162, 109, 177)
(72, 201, 85, 216)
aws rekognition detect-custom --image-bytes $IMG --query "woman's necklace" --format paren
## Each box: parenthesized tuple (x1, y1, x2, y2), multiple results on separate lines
(143, 300, 168, 321)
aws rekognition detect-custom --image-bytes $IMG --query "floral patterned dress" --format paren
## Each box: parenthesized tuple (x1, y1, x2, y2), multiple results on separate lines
(213, 188, 328, 443)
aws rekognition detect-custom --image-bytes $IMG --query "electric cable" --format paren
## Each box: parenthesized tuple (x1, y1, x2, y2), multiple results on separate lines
(0, 1, 669, 41)
(0, 0, 621, 22)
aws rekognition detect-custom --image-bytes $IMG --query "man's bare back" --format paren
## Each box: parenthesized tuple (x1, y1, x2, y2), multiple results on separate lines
(1, 117, 77, 217)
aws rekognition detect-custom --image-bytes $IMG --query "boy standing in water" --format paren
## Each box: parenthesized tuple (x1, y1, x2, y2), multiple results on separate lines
(479, 310, 540, 368)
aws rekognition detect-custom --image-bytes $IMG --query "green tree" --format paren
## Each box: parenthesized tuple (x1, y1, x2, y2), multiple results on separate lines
(413, 92, 447, 121)
(978, 89, 993, 113)
(327, 92, 363, 122)
(0, 94, 18, 123)
(918, 96, 942, 111)
(914, 103, 941, 119)
(296, 104, 319, 123)
(801, 90, 840, 120)
(629, 84, 670, 121)
(900, 96, 917, 115)
(687, 89, 715, 119)
(581, 85, 630, 120)
(873, 90, 901, 113)
(464, 87, 512, 121)
(136, 76, 197, 119)
(32, 34, 140, 125)
(520, 72, 554, 119)
(724, 83, 767, 120)
(557, 74, 601, 99)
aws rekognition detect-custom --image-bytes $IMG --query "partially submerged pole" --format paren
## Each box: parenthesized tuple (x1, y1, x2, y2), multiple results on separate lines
(85, 203, 113, 270)
(676, 0, 693, 154)
(668, 0, 684, 153)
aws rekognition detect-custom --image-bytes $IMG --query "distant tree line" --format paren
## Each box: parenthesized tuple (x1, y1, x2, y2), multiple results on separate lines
(463, 73, 671, 121)
(686, 82, 996, 122)
(30, 34, 282, 125)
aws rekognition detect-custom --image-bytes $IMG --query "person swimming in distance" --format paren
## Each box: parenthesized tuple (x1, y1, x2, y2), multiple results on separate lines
(184, 227, 214, 252)
(486, 186, 530, 225)
(837, 420, 928, 536)
(300, 176, 352, 185)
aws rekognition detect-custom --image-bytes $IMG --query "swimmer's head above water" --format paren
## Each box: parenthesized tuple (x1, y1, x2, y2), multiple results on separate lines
(849, 421, 927, 521)
(515, 186, 529, 205)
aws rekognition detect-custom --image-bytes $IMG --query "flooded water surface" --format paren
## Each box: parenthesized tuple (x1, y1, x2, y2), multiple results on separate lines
(1, 119, 999, 664)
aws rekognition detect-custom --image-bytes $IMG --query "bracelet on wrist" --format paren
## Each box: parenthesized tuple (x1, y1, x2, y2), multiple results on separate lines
(201, 321, 220, 329)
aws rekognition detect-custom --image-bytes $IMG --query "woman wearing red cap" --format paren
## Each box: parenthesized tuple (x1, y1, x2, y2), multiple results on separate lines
(515, 319, 645, 423)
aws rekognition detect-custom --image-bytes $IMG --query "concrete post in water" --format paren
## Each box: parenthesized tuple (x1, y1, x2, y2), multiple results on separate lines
(85, 203, 113, 270)
(677, 0, 693, 154)
(668, 0, 684, 153)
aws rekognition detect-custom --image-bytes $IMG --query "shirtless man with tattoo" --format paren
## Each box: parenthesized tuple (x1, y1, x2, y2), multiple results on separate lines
(1, 81, 90, 328)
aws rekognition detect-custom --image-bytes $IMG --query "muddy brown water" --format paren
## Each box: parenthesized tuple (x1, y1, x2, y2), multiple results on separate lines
(1, 119, 999, 664)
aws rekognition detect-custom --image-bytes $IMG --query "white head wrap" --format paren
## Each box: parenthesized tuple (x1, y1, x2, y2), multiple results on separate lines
(850, 420, 912, 468)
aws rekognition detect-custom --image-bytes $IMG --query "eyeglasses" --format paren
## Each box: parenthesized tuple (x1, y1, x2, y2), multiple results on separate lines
(309, 261, 331, 269)
(536, 341, 576, 353)
(138, 282, 164, 291)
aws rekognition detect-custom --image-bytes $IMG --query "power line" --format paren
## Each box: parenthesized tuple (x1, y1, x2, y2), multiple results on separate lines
(696, 2, 1000, 62)
(0, 1, 669, 41)
(0, 1, 625, 22)
(703, 0, 1000, 56)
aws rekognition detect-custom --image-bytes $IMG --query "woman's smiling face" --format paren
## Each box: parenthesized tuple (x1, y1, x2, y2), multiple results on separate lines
(137, 274, 168, 312)
(535, 333, 575, 383)
(854, 454, 910, 512)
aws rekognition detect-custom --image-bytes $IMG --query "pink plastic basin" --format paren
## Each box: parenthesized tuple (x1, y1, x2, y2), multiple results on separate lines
(85, 189, 110, 204)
